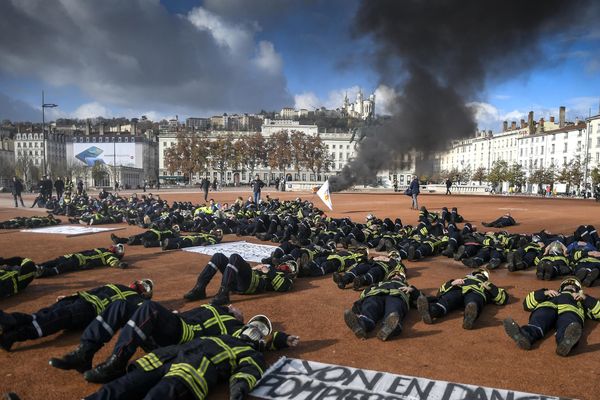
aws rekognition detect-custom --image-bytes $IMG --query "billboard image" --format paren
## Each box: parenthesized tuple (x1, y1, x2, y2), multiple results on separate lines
(73, 143, 136, 167)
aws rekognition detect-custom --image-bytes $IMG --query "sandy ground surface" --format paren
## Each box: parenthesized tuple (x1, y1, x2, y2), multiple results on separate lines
(0, 189, 599, 399)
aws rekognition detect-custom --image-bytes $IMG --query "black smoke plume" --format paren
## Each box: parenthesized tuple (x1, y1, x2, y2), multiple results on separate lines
(330, 0, 595, 191)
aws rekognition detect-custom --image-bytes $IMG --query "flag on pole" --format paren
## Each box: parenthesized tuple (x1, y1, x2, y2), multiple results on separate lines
(316, 180, 333, 210)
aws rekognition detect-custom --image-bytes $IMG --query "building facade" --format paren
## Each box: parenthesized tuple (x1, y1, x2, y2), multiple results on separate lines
(436, 106, 600, 191)
(14, 129, 68, 177)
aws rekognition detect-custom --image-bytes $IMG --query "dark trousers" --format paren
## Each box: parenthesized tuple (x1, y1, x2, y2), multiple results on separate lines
(221, 253, 254, 292)
(84, 366, 168, 400)
(37, 256, 80, 277)
(522, 308, 582, 345)
(13, 193, 25, 207)
(113, 301, 183, 361)
(433, 290, 485, 318)
(343, 262, 386, 285)
(81, 300, 141, 351)
(5, 298, 96, 344)
(358, 296, 407, 337)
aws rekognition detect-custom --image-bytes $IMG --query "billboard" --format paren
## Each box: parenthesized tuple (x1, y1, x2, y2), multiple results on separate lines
(73, 143, 136, 167)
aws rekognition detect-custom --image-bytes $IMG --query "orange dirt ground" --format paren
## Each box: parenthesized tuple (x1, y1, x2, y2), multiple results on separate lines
(0, 190, 599, 399)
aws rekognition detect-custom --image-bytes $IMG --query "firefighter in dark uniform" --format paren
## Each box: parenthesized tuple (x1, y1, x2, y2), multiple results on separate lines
(0, 280, 153, 351)
(535, 240, 570, 280)
(183, 252, 297, 303)
(333, 251, 404, 290)
(572, 249, 600, 287)
(503, 277, 600, 356)
(481, 213, 516, 228)
(35, 244, 127, 277)
(343, 266, 421, 341)
(84, 316, 299, 400)
(110, 225, 180, 247)
(417, 268, 508, 330)
(210, 253, 297, 306)
(506, 235, 545, 271)
(161, 229, 223, 250)
(0, 257, 36, 298)
(83, 304, 299, 384)
(0, 214, 61, 229)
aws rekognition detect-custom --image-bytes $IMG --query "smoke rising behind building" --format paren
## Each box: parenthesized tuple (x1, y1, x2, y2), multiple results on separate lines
(329, 0, 595, 191)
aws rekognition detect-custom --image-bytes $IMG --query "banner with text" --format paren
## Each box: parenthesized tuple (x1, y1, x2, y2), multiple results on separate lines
(251, 357, 572, 400)
(183, 241, 277, 262)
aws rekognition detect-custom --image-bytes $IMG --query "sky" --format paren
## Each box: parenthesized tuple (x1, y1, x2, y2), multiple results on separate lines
(0, 0, 599, 133)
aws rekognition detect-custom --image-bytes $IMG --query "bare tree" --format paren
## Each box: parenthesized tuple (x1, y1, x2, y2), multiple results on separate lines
(236, 132, 267, 181)
(164, 132, 209, 184)
(267, 131, 292, 180)
(303, 134, 331, 179)
(290, 131, 307, 179)
(472, 166, 487, 185)
(210, 134, 239, 185)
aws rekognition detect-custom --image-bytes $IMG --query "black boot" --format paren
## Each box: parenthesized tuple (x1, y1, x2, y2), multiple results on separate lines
(161, 238, 178, 250)
(49, 344, 96, 373)
(183, 284, 207, 301)
(210, 286, 230, 306)
(556, 322, 582, 357)
(417, 295, 433, 324)
(110, 234, 128, 245)
(503, 318, 532, 350)
(462, 302, 479, 330)
(84, 354, 128, 383)
(377, 312, 400, 341)
(343, 309, 366, 339)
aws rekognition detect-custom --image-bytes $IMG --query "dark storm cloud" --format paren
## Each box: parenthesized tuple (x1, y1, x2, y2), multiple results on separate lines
(0, 0, 292, 115)
(330, 0, 594, 191)
(0, 92, 39, 122)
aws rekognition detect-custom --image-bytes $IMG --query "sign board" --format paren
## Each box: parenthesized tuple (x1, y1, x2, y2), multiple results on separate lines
(73, 143, 136, 167)
(183, 241, 277, 262)
(252, 357, 572, 400)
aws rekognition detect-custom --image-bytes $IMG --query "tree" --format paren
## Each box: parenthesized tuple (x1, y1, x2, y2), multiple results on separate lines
(164, 132, 209, 183)
(91, 161, 109, 186)
(529, 166, 555, 194)
(15, 152, 38, 184)
(591, 167, 600, 187)
(567, 157, 584, 192)
(506, 162, 526, 191)
(303, 134, 331, 179)
(0, 157, 15, 187)
(457, 165, 472, 184)
(210, 134, 239, 184)
(266, 131, 292, 180)
(236, 132, 266, 181)
(290, 131, 307, 179)
(472, 166, 487, 185)
(487, 160, 508, 191)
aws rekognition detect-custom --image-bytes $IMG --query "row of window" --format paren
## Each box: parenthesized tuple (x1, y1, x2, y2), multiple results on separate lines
(74, 136, 134, 143)
(15, 134, 65, 141)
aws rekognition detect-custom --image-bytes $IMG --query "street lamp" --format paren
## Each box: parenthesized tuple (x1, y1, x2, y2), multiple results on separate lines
(41, 90, 58, 176)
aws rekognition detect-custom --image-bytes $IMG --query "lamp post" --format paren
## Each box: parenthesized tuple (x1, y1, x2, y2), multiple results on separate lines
(41, 90, 58, 176)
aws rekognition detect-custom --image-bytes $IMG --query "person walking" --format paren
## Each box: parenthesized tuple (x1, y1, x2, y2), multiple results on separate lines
(250, 174, 265, 204)
(54, 177, 65, 200)
(11, 177, 25, 208)
(409, 175, 420, 210)
(201, 178, 210, 201)
(445, 178, 452, 195)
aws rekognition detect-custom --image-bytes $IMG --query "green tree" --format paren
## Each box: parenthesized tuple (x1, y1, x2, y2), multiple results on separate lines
(567, 157, 584, 191)
(506, 162, 526, 191)
(487, 160, 508, 191)
(591, 167, 600, 186)
(472, 166, 487, 185)
(457, 165, 472, 184)
(529, 166, 555, 194)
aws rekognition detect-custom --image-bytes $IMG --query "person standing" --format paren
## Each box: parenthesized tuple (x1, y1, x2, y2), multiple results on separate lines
(11, 177, 25, 207)
(445, 178, 452, 195)
(77, 179, 84, 196)
(212, 177, 218, 191)
(409, 175, 420, 210)
(142, 180, 147, 193)
(201, 177, 210, 201)
(54, 176, 65, 200)
(250, 174, 265, 204)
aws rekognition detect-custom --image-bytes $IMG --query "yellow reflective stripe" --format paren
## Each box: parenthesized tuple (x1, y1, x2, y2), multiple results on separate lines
(206, 336, 237, 369)
(557, 304, 585, 321)
(587, 300, 600, 319)
(238, 356, 264, 376)
(272, 274, 285, 290)
(536, 300, 558, 310)
(197, 356, 210, 376)
(244, 272, 260, 294)
(166, 364, 207, 399)
(78, 291, 104, 314)
(203, 305, 227, 334)
(525, 292, 539, 310)
(18, 271, 35, 282)
(230, 372, 256, 388)
(493, 289, 507, 304)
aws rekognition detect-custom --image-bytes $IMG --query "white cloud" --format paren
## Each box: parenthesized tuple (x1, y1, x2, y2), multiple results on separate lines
(294, 92, 320, 110)
(253, 41, 283, 76)
(467, 102, 526, 131)
(72, 102, 111, 119)
(187, 7, 254, 53)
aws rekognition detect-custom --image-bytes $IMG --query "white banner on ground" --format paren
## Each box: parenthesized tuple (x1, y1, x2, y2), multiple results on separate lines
(183, 241, 278, 262)
(316, 181, 333, 211)
(20, 225, 122, 236)
(252, 357, 572, 400)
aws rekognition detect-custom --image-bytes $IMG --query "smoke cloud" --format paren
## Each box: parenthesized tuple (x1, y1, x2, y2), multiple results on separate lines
(330, 0, 595, 191)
